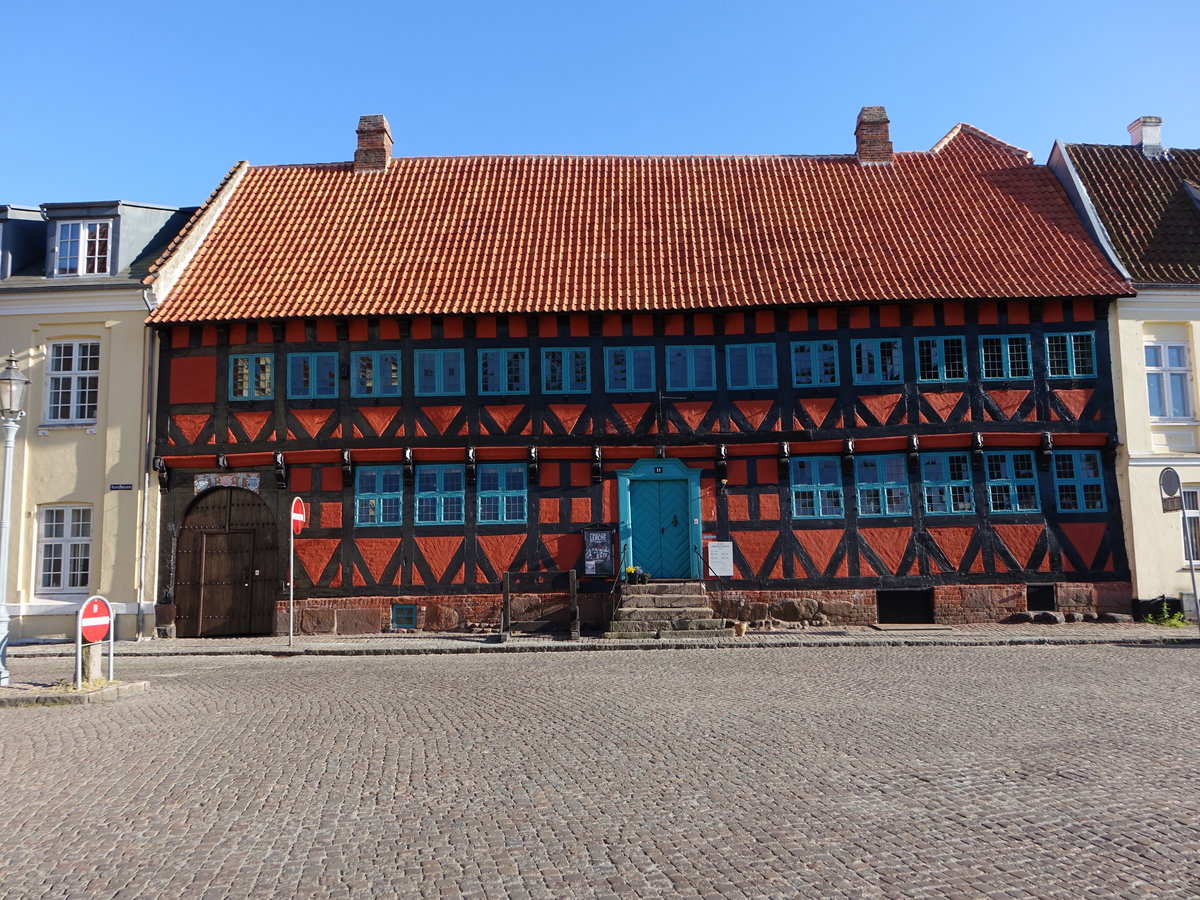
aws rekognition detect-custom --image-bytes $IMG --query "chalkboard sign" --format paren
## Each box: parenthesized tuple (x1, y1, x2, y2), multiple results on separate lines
(582, 526, 615, 577)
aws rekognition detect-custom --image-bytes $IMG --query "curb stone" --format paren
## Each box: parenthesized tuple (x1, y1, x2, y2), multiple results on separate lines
(0, 681, 149, 708)
(8, 633, 1200, 660)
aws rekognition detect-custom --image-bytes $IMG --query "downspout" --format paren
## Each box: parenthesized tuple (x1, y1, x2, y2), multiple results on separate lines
(136, 288, 158, 639)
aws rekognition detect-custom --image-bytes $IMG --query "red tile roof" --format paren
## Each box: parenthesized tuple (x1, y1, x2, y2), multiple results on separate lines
(148, 126, 1130, 323)
(1063, 144, 1200, 285)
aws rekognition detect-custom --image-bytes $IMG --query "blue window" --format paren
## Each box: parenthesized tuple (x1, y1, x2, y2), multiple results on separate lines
(355, 467, 403, 526)
(791, 341, 839, 387)
(1045, 333, 1096, 378)
(414, 349, 465, 396)
(790, 457, 844, 519)
(479, 349, 529, 395)
(287, 353, 338, 399)
(415, 465, 465, 524)
(391, 604, 418, 629)
(351, 351, 400, 398)
(1053, 450, 1106, 512)
(920, 453, 974, 515)
(229, 354, 274, 400)
(477, 464, 527, 524)
(916, 337, 967, 382)
(605, 347, 655, 392)
(980, 335, 1032, 379)
(855, 455, 910, 517)
(542, 348, 590, 393)
(852, 340, 903, 384)
(666, 345, 716, 391)
(985, 451, 1040, 512)
(727, 343, 777, 390)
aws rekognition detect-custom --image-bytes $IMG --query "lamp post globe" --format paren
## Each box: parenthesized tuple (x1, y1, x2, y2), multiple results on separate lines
(0, 351, 31, 687)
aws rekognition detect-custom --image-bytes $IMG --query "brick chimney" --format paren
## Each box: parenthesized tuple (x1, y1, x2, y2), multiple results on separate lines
(855, 106, 893, 166)
(1127, 115, 1164, 159)
(354, 114, 393, 173)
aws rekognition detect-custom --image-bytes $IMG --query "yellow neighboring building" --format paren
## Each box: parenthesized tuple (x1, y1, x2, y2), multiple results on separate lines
(1051, 117, 1200, 617)
(0, 201, 194, 640)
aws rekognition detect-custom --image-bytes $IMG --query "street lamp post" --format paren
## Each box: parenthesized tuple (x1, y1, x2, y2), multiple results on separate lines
(0, 352, 31, 687)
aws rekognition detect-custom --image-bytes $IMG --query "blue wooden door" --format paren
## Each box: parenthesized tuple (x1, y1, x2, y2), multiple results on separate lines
(629, 479, 691, 577)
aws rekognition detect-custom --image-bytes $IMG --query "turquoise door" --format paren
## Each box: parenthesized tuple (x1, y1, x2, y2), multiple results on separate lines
(630, 479, 691, 577)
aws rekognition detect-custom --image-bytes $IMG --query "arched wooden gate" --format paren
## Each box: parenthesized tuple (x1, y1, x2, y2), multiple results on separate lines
(174, 488, 278, 637)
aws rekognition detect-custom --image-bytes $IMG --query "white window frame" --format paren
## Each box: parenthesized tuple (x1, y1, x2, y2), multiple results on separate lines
(45, 340, 101, 424)
(1183, 488, 1200, 563)
(1145, 341, 1193, 420)
(55, 220, 112, 276)
(38, 505, 93, 594)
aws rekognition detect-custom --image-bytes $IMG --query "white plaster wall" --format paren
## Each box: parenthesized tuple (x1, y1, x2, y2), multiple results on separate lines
(1, 292, 158, 640)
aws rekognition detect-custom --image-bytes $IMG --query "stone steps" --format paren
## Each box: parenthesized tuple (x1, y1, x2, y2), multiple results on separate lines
(616, 606, 718, 621)
(621, 581, 706, 597)
(604, 619, 724, 628)
(599, 628, 737, 640)
(602, 579, 724, 638)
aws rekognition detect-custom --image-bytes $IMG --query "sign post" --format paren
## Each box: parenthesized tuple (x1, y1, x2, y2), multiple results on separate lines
(1159, 467, 1200, 633)
(75, 595, 114, 688)
(289, 496, 306, 647)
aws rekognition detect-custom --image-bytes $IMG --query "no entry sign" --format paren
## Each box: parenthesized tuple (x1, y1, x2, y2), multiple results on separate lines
(79, 596, 112, 643)
(291, 496, 306, 535)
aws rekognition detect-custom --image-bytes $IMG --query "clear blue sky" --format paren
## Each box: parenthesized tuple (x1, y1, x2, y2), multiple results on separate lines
(3, 0, 1197, 208)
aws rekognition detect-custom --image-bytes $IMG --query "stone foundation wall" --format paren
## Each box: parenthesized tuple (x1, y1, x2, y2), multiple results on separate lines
(709, 589, 877, 626)
(271, 582, 1136, 634)
(931, 585, 1026, 625)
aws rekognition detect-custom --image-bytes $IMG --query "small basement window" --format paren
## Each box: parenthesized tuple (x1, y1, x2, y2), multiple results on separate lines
(391, 604, 418, 629)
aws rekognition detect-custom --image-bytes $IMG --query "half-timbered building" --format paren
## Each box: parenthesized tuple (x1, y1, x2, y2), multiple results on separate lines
(146, 109, 1133, 636)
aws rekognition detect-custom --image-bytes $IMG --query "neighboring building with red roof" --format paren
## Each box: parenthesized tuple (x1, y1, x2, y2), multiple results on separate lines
(1051, 116, 1200, 616)
(147, 109, 1133, 637)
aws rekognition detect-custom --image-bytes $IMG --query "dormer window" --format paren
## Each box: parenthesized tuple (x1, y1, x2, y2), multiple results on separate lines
(56, 221, 111, 276)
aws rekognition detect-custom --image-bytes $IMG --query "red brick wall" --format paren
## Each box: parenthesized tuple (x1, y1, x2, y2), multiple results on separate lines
(274, 582, 1135, 633)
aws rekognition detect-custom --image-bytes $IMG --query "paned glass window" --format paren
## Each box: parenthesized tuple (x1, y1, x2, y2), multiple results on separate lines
(916, 337, 967, 381)
(852, 339, 903, 384)
(791, 341, 839, 387)
(55, 221, 110, 276)
(1183, 489, 1200, 562)
(38, 506, 91, 592)
(415, 465, 465, 525)
(980, 335, 1032, 379)
(727, 343, 777, 390)
(46, 340, 100, 423)
(478, 463, 527, 524)
(414, 349, 465, 396)
(1052, 450, 1106, 512)
(230, 354, 274, 400)
(790, 457, 844, 519)
(542, 348, 590, 393)
(605, 347, 655, 392)
(1045, 333, 1096, 378)
(666, 346, 716, 391)
(355, 467, 403, 526)
(479, 349, 529, 395)
(984, 451, 1040, 512)
(351, 351, 401, 397)
(855, 455, 910, 517)
(287, 353, 339, 398)
(391, 604, 418, 629)
(921, 453, 974, 515)
(1145, 343, 1192, 419)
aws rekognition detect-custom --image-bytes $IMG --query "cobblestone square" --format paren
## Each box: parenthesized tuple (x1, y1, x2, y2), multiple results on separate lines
(2, 644, 1198, 898)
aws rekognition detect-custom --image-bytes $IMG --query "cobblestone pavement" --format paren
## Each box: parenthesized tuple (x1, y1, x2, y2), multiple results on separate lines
(8, 621, 1196, 659)
(2, 645, 1199, 899)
